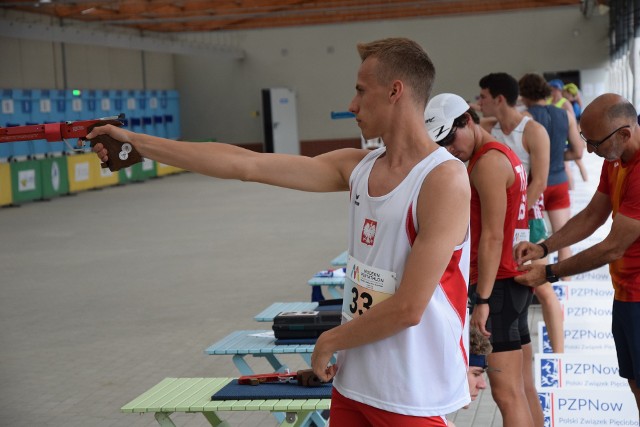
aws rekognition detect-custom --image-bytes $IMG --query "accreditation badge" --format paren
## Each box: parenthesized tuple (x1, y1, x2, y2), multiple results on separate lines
(342, 255, 397, 322)
(513, 228, 530, 247)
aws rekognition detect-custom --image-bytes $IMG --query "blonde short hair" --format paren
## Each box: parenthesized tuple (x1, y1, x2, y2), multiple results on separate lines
(356, 37, 435, 108)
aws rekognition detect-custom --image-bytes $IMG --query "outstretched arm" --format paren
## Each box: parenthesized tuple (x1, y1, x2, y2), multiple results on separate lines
(516, 191, 611, 264)
(87, 124, 366, 193)
(517, 212, 640, 286)
(311, 159, 471, 380)
(515, 191, 614, 285)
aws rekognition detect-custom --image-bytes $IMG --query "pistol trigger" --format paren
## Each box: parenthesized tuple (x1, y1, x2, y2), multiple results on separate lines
(62, 138, 85, 154)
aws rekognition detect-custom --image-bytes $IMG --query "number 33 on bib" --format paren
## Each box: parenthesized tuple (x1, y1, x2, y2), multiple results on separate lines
(342, 256, 398, 322)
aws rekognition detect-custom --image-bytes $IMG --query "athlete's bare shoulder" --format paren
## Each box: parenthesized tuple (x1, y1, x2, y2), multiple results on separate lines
(424, 157, 469, 194)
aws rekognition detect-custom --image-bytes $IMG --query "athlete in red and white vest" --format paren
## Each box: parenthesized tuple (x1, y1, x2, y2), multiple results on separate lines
(332, 146, 471, 416)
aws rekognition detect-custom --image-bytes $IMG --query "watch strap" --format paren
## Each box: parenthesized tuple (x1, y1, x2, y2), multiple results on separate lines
(538, 242, 549, 258)
(474, 293, 490, 305)
(545, 264, 560, 283)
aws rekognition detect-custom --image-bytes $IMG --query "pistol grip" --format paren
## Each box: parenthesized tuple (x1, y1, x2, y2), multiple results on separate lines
(88, 124, 142, 172)
(297, 369, 325, 387)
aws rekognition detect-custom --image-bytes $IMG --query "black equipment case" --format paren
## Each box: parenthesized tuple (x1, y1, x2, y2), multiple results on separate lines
(272, 310, 341, 339)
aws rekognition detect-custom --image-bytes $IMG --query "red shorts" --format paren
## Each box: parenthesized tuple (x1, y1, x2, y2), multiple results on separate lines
(329, 388, 450, 427)
(543, 181, 570, 210)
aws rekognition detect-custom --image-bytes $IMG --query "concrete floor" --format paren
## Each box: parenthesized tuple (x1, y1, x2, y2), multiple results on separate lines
(0, 153, 599, 427)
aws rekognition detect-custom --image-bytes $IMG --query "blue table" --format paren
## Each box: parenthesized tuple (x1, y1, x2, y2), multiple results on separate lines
(254, 302, 319, 322)
(330, 250, 348, 267)
(204, 330, 333, 426)
(307, 276, 344, 299)
(205, 330, 320, 375)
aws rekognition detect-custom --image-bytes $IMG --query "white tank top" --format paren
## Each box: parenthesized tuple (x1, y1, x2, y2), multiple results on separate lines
(492, 116, 531, 174)
(491, 116, 546, 219)
(332, 146, 471, 416)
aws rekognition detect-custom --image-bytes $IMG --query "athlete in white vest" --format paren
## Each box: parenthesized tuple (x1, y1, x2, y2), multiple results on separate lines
(334, 146, 471, 417)
(491, 117, 547, 221)
(492, 116, 532, 170)
(88, 38, 472, 426)
(476, 73, 551, 427)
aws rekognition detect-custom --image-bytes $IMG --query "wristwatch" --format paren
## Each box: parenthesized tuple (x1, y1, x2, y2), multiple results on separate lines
(545, 264, 560, 283)
(538, 242, 549, 258)
(474, 293, 490, 305)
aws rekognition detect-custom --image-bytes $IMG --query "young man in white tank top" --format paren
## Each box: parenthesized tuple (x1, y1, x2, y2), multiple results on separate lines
(478, 73, 566, 357)
(88, 38, 472, 426)
(476, 73, 555, 427)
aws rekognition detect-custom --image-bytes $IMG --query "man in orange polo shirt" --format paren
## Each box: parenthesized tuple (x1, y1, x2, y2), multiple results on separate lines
(515, 93, 640, 413)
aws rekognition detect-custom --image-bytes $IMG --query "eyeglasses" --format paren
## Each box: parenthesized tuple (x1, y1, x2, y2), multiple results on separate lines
(437, 127, 457, 147)
(580, 125, 630, 150)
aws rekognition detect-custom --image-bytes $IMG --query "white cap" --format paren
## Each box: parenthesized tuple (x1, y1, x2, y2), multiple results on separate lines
(424, 93, 470, 142)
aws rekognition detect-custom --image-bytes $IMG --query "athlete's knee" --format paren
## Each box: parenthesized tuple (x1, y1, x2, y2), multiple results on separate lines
(489, 369, 526, 397)
(491, 383, 526, 406)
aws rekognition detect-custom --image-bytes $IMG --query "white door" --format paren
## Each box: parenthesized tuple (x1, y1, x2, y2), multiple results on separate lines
(262, 88, 300, 155)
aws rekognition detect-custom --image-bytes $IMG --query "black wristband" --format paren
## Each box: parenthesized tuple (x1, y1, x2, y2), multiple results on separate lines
(473, 293, 490, 305)
(545, 264, 560, 283)
(538, 242, 549, 259)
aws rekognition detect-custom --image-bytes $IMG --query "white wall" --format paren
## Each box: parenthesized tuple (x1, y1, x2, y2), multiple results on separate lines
(0, 35, 175, 90)
(0, 6, 610, 143)
(581, 68, 611, 106)
(174, 6, 610, 143)
(0, 37, 61, 88)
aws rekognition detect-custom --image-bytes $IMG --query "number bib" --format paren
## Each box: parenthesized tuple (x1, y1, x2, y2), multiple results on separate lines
(342, 256, 398, 322)
(512, 228, 530, 247)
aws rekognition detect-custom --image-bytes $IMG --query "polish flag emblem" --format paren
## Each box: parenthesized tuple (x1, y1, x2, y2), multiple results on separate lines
(361, 219, 377, 246)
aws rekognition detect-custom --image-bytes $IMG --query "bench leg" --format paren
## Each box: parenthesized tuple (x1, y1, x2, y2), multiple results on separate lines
(153, 411, 230, 427)
(307, 410, 328, 427)
(232, 354, 289, 375)
(262, 353, 287, 372)
(327, 286, 343, 299)
(279, 410, 326, 427)
(154, 412, 177, 427)
(202, 412, 231, 427)
(231, 354, 255, 375)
